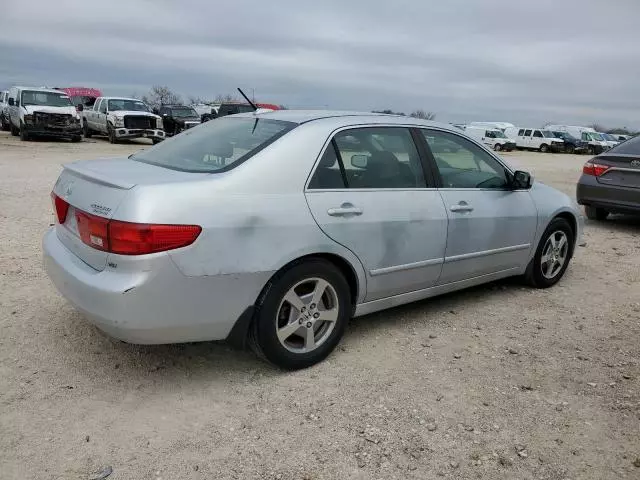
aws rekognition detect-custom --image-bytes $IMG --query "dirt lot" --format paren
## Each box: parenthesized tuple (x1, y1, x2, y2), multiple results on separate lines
(1, 131, 639, 480)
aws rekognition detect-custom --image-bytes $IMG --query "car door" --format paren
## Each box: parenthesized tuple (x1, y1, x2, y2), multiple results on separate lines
(532, 129, 544, 149)
(419, 129, 537, 285)
(522, 129, 532, 149)
(305, 126, 448, 301)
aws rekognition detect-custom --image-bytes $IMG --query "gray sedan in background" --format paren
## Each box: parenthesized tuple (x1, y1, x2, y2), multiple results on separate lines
(577, 135, 640, 220)
(43, 111, 583, 369)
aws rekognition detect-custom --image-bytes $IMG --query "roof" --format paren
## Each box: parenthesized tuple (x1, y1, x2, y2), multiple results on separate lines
(231, 109, 446, 128)
(11, 86, 68, 94)
(101, 96, 147, 102)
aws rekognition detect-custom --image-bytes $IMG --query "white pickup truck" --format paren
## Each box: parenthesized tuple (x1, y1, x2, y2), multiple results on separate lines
(82, 97, 165, 144)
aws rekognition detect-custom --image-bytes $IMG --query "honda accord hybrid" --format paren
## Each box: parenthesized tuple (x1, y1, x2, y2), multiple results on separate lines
(43, 111, 583, 369)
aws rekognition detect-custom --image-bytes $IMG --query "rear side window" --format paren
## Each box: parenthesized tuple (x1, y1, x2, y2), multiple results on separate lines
(609, 135, 640, 155)
(308, 143, 346, 189)
(132, 117, 295, 173)
(524, 129, 532, 136)
(518, 129, 524, 136)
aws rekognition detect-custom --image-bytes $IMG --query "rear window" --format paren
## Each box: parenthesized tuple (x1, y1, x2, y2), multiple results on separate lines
(131, 117, 295, 173)
(608, 135, 640, 155)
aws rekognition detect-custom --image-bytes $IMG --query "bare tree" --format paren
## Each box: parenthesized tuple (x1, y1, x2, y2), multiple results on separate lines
(214, 93, 239, 103)
(372, 109, 406, 115)
(409, 109, 436, 120)
(142, 86, 182, 109)
(587, 123, 607, 132)
(188, 95, 207, 105)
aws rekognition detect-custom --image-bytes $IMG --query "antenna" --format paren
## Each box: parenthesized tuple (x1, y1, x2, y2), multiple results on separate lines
(237, 88, 257, 111)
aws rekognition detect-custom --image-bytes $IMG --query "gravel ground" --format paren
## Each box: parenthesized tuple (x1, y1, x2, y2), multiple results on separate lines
(1, 131, 639, 480)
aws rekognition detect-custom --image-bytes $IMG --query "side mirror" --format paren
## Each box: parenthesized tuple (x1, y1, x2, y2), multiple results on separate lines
(162, 113, 168, 117)
(77, 104, 84, 112)
(512, 170, 532, 190)
(8, 98, 14, 106)
(351, 154, 368, 169)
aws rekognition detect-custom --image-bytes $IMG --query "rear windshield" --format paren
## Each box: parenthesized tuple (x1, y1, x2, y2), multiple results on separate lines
(608, 135, 640, 155)
(131, 117, 296, 173)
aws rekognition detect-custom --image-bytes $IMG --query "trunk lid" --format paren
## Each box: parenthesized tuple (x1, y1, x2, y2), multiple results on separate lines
(52, 157, 208, 270)
(595, 153, 640, 189)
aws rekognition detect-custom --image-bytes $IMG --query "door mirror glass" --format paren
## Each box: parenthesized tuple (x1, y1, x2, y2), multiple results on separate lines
(350, 154, 368, 169)
(512, 170, 532, 189)
(8, 98, 14, 106)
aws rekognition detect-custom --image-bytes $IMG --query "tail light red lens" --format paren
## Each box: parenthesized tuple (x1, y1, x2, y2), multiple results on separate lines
(109, 221, 202, 255)
(51, 193, 70, 223)
(583, 162, 609, 176)
(51, 193, 201, 255)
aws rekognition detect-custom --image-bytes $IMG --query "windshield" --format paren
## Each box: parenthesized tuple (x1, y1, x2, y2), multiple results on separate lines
(589, 132, 604, 141)
(21, 91, 72, 107)
(492, 130, 506, 138)
(541, 131, 556, 138)
(170, 107, 198, 118)
(108, 99, 150, 112)
(602, 133, 615, 141)
(131, 118, 296, 173)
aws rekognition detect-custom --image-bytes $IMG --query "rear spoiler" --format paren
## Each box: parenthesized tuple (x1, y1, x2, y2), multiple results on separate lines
(63, 162, 135, 190)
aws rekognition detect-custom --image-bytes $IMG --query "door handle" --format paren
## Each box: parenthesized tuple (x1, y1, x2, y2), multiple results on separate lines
(450, 203, 474, 213)
(327, 203, 363, 217)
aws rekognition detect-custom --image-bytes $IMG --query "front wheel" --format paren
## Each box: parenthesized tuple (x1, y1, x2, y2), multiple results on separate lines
(152, 138, 162, 145)
(83, 122, 92, 138)
(10, 124, 19, 136)
(19, 123, 29, 141)
(565, 145, 575, 154)
(107, 125, 118, 144)
(585, 205, 608, 221)
(587, 146, 595, 155)
(539, 144, 549, 153)
(249, 259, 351, 370)
(525, 218, 574, 288)
(494, 143, 502, 152)
(71, 135, 81, 143)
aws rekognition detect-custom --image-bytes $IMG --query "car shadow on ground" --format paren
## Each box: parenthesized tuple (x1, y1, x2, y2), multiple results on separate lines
(586, 214, 640, 234)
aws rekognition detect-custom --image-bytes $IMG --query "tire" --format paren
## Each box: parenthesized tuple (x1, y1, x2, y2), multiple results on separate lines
(107, 124, 118, 144)
(71, 135, 81, 143)
(525, 218, 574, 289)
(587, 146, 595, 156)
(83, 122, 92, 138)
(539, 144, 549, 153)
(1, 118, 9, 131)
(19, 123, 29, 141)
(249, 259, 351, 370)
(494, 143, 502, 152)
(10, 123, 19, 136)
(565, 145, 575, 154)
(152, 138, 162, 145)
(585, 205, 608, 221)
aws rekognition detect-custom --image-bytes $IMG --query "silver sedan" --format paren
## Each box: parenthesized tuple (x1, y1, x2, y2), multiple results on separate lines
(43, 111, 583, 369)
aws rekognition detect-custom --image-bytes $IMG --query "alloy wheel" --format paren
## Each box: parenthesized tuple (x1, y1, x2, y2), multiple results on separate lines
(540, 230, 569, 279)
(275, 278, 339, 353)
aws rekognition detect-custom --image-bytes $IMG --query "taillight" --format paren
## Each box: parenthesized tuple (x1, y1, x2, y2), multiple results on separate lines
(51, 193, 69, 223)
(51, 194, 201, 255)
(583, 162, 609, 177)
(109, 221, 202, 255)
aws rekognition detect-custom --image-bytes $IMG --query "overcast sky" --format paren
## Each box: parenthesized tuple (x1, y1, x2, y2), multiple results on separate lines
(1, 0, 639, 128)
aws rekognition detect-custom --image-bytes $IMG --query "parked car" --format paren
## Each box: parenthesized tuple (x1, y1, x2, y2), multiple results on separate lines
(464, 126, 516, 151)
(192, 103, 218, 123)
(545, 125, 608, 155)
(56, 87, 102, 112)
(83, 97, 165, 144)
(7, 86, 82, 142)
(611, 134, 630, 142)
(599, 132, 620, 149)
(504, 127, 564, 152)
(157, 105, 201, 135)
(43, 111, 582, 369)
(216, 102, 257, 118)
(577, 135, 640, 220)
(0, 90, 10, 131)
(550, 131, 587, 154)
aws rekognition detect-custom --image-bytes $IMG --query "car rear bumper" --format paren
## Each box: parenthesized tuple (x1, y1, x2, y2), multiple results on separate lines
(43, 228, 269, 344)
(115, 128, 165, 140)
(577, 175, 640, 214)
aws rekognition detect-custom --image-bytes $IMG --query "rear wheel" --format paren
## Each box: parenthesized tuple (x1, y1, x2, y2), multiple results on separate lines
(249, 259, 351, 370)
(565, 144, 575, 154)
(525, 218, 574, 288)
(1, 117, 9, 131)
(539, 144, 549, 153)
(494, 143, 502, 152)
(585, 205, 608, 221)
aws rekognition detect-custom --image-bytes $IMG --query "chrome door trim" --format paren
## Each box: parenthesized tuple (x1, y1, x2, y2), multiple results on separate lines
(369, 257, 443, 277)
(444, 243, 530, 263)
